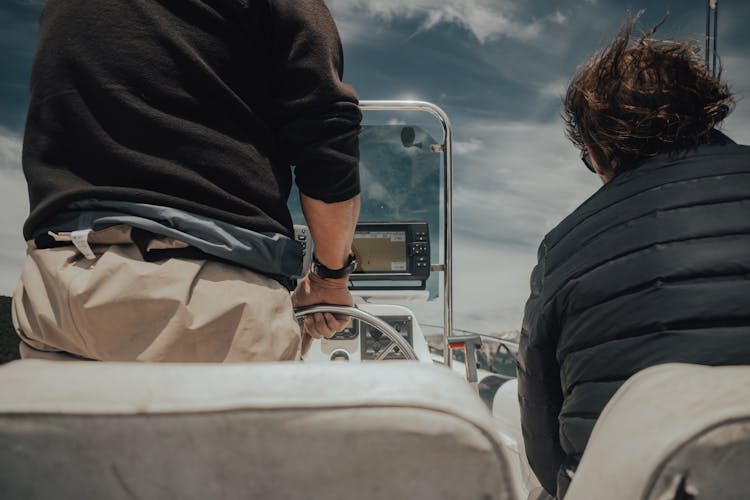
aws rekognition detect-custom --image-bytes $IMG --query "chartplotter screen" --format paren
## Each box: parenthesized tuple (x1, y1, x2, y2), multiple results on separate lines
(352, 231, 407, 273)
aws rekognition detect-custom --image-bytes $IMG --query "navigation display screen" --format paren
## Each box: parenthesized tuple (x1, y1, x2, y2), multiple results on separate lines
(352, 230, 407, 273)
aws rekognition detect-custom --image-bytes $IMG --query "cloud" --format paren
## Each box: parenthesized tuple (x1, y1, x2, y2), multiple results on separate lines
(328, 0, 546, 44)
(0, 128, 22, 170)
(452, 118, 599, 245)
(720, 53, 750, 144)
(538, 79, 569, 100)
(723, 99, 750, 145)
(399, 238, 536, 333)
(454, 138, 483, 155)
(0, 168, 28, 295)
(549, 10, 569, 25)
(386, 118, 407, 126)
(0, 130, 29, 295)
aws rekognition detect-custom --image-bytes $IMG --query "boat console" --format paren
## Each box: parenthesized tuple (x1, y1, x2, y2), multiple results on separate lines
(290, 101, 452, 366)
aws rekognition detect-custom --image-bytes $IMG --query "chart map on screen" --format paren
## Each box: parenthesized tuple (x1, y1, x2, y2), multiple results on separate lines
(353, 231, 407, 273)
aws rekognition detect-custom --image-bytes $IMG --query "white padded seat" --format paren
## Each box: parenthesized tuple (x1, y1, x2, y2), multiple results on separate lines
(566, 363, 750, 500)
(0, 360, 519, 500)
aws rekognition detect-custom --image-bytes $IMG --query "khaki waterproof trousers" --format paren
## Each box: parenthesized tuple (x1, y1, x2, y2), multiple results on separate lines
(12, 239, 301, 362)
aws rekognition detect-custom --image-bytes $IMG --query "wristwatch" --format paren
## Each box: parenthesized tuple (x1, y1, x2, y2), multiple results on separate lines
(311, 252, 357, 279)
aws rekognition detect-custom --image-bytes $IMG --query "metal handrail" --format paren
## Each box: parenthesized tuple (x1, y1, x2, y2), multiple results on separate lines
(294, 305, 419, 360)
(359, 100, 454, 367)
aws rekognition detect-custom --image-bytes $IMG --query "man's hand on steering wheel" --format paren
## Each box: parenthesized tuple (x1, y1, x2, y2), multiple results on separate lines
(291, 272, 353, 354)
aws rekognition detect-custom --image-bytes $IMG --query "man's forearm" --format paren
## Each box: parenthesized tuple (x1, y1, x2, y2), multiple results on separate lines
(300, 192, 360, 269)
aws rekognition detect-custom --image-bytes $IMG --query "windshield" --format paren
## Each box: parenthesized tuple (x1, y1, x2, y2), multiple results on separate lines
(289, 121, 442, 298)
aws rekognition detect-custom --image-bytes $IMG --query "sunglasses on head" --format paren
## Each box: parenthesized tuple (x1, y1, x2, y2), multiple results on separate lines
(580, 150, 596, 173)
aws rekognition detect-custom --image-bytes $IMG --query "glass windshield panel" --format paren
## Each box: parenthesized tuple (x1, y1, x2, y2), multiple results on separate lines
(288, 123, 441, 298)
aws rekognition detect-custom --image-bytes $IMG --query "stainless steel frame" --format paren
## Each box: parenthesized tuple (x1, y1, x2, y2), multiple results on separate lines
(359, 100, 454, 367)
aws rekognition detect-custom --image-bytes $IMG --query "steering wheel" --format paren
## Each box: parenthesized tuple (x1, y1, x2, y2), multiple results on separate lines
(294, 305, 419, 361)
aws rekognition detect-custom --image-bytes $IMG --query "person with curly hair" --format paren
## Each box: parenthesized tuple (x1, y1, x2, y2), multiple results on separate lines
(517, 16, 750, 499)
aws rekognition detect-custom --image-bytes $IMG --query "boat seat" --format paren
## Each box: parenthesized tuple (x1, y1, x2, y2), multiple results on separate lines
(0, 359, 520, 500)
(566, 363, 750, 500)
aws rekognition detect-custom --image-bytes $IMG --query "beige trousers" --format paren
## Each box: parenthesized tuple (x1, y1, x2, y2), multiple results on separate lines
(12, 227, 301, 362)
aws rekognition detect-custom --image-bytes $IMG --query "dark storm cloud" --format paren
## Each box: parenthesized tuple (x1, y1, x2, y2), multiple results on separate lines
(332, 0, 750, 202)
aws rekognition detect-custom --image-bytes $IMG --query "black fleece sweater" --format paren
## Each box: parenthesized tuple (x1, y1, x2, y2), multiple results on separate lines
(22, 0, 361, 240)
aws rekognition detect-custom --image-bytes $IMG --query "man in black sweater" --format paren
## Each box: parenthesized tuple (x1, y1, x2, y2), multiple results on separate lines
(518, 18, 750, 499)
(13, 0, 362, 361)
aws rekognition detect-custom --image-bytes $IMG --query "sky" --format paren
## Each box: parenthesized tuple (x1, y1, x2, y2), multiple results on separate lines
(1, 0, 749, 334)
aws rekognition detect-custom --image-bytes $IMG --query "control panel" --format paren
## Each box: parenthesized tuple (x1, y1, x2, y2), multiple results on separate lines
(360, 315, 413, 360)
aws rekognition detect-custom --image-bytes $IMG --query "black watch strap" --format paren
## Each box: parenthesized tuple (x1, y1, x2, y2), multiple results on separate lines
(311, 252, 356, 279)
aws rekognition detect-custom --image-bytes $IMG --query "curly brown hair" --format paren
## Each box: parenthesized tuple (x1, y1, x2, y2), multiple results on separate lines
(564, 16, 734, 173)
